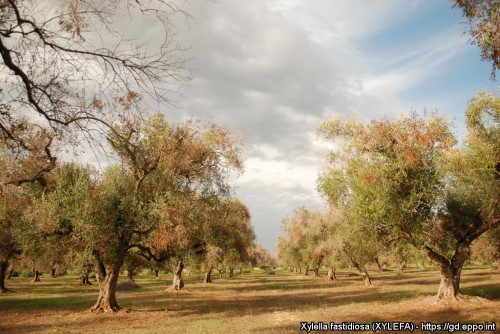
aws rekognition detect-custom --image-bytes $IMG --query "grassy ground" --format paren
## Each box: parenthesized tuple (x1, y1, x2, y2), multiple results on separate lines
(0, 267, 498, 333)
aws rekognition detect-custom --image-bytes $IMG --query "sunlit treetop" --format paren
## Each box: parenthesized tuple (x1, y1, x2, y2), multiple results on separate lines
(453, 0, 500, 78)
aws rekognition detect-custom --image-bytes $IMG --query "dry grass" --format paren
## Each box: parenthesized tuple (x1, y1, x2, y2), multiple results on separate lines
(0, 267, 498, 333)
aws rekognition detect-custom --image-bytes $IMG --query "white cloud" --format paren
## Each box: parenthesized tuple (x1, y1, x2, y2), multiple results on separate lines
(58, 0, 486, 254)
(362, 29, 469, 97)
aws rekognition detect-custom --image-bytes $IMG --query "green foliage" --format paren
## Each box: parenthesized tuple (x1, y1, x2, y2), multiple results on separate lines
(277, 207, 334, 270)
(314, 91, 500, 285)
(316, 112, 457, 269)
(20, 269, 34, 278)
(453, 0, 500, 78)
(38, 113, 248, 292)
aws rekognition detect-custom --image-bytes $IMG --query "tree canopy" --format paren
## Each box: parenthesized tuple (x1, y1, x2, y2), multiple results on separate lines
(453, 0, 500, 78)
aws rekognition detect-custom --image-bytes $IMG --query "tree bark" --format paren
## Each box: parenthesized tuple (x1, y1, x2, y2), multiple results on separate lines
(425, 244, 470, 301)
(79, 272, 92, 286)
(375, 257, 384, 272)
(154, 268, 159, 280)
(303, 266, 309, 276)
(327, 267, 337, 281)
(90, 261, 121, 312)
(351, 261, 371, 286)
(7, 267, 14, 280)
(127, 268, 135, 281)
(171, 259, 184, 291)
(398, 260, 407, 275)
(204, 267, 212, 283)
(312, 267, 320, 276)
(31, 269, 41, 282)
(239, 266, 243, 275)
(0, 261, 12, 293)
(343, 248, 371, 286)
(228, 267, 234, 278)
(51, 268, 56, 278)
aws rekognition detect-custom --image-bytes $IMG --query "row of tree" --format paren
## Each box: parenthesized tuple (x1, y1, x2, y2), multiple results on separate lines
(0, 112, 262, 312)
(278, 91, 499, 302)
(0, 0, 271, 313)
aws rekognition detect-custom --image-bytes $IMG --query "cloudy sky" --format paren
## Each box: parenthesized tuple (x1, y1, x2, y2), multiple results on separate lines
(145, 0, 498, 254)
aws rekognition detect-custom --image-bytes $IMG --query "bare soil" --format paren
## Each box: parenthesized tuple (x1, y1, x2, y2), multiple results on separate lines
(0, 267, 498, 333)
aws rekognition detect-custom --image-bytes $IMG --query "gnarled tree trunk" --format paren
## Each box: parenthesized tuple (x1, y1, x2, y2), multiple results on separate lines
(91, 261, 121, 312)
(327, 267, 337, 281)
(31, 269, 41, 282)
(425, 244, 470, 302)
(79, 273, 92, 286)
(171, 259, 184, 291)
(343, 248, 371, 286)
(350, 260, 371, 286)
(0, 260, 11, 293)
(7, 267, 14, 280)
(398, 260, 407, 275)
(127, 268, 135, 281)
(79, 266, 92, 286)
(375, 257, 384, 272)
(204, 267, 212, 283)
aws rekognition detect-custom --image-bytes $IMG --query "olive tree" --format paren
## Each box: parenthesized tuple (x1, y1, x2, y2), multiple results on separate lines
(453, 0, 499, 78)
(82, 113, 243, 311)
(318, 95, 499, 301)
(277, 207, 331, 277)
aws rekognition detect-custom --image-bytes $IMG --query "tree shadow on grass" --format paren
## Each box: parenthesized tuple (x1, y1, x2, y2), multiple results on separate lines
(121, 287, 427, 318)
(461, 283, 500, 300)
(2, 270, 498, 333)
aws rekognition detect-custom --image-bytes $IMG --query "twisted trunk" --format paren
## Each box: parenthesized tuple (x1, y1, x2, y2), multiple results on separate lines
(0, 261, 11, 293)
(127, 268, 135, 281)
(79, 273, 92, 286)
(343, 248, 371, 286)
(90, 260, 122, 312)
(203, 267, 212, 283)
(90, 249, 124, 313)
(354, 263, 371, 286)
(31, 269, 41, 282)
(171, 259, 184, 291)
(303, 266, 309, 276)
(398, 260, 407, 275)
(425, 243, 470, 301)
(327, 267, 337, 281)
(7, 267, 14, 280)
(375, 257, 383, 272)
